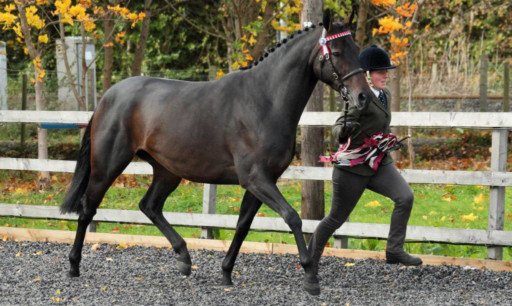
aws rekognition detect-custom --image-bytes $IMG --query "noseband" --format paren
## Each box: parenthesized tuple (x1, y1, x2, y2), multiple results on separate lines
(318, 29, 363, 102)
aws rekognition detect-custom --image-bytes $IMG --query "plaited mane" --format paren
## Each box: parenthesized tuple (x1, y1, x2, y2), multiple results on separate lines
(240, 23, 323, 70)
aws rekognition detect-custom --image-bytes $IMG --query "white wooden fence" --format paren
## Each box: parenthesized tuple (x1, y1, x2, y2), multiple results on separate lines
(0, 110, 511, 260)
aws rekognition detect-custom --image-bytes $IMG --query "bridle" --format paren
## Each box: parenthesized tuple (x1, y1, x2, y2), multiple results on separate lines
(318, 28, 363, 102)
(317, 28, 364, 139)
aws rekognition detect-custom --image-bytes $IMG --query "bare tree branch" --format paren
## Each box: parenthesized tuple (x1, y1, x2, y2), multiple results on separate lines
(163, 0, 231, 42)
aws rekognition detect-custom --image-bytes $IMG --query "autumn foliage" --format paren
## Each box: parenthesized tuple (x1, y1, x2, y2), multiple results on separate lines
(370, 0, 418, 65)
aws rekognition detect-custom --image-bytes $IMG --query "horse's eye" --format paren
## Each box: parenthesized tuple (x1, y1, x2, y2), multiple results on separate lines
(332, 52, 341, 56)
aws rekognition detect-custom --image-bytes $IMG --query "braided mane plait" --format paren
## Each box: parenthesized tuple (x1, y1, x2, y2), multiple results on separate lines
(240, 23, 321, 71)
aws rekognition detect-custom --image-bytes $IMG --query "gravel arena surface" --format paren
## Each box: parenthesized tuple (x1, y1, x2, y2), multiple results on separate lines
(1, 241, 511, 305)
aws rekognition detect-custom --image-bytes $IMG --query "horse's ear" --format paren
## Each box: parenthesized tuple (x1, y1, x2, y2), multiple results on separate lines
(322, 9, 332, 32)
(343, 8, 356, 26)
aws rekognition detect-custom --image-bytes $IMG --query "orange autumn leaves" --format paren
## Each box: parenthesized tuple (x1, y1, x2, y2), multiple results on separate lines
(371, 0, 418, 64)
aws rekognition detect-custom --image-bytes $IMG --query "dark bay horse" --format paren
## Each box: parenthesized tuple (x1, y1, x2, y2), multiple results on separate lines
(60, 10, 371, 295)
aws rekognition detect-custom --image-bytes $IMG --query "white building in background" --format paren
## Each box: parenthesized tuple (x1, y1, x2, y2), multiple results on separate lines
(0, 41, 7, 110)
(56, 37, 96, 111)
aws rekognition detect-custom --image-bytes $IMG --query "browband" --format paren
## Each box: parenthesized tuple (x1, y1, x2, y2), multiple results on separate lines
(319, 29, 352, 56)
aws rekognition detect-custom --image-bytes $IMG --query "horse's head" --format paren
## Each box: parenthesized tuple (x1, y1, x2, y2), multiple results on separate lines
(312, 10, 372, 110)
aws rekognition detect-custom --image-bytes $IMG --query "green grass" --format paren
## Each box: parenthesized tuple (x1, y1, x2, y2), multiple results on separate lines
(1, 170, 511, 260)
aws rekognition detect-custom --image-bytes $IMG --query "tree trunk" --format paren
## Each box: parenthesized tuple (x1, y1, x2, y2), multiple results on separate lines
(300, 0, 324, 222)
(102, 16, 114, 92)
(35, 79, 50, 189)
(16, 3, 50, 189)
(131, 0, 152, 76)
(250, 0, 278, 59)
(355, 0, 369, 46)
(79, 24, 87, 111)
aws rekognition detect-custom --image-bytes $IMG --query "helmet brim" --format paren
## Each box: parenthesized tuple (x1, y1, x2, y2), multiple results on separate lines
(370, 65, 397, 71)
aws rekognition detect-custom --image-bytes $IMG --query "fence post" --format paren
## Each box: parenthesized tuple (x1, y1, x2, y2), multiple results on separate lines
(504, 62, 509, 112)
(201, 184, 217, 239)
(487, 128, 508, 260)
(87, 221, 97, 233)
(200, 65, 219, 240)
(479, 55, 488, 112)
(334, 230, 349, 249)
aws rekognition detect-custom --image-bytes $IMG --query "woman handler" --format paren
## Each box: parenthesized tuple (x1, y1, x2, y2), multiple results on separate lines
(308, 45, 422, 269)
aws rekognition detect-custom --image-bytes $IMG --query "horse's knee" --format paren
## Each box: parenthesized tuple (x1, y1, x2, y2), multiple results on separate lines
(284, 210, 302, 230)
(322, 214, 344, 231)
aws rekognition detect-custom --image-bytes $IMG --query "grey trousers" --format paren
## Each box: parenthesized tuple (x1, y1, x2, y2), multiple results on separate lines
(308, 162, 414, 265)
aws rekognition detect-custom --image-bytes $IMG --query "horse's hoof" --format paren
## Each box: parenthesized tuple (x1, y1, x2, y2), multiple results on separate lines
(221, 277, 233, 286)
(177, 261, 191, 276)
(68, 270, 80, 277)
(303, 280, 321, 296)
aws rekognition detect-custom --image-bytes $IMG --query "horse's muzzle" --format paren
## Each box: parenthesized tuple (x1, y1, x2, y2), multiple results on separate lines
(343, 89, 367, 110)
(356, 92, 368, 110)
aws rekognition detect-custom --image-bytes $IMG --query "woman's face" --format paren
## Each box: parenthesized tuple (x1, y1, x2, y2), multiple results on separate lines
(370, 69, 388, 90)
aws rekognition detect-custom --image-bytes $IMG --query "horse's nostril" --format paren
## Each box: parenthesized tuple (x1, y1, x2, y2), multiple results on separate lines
(358, 93, 367, 103)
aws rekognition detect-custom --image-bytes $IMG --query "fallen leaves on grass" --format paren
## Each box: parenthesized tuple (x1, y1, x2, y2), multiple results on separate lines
(473, 193, 486, 204)
(442, 194, 456, 202)
(364, 200, 381, 208)
(461, 213, 478, 222)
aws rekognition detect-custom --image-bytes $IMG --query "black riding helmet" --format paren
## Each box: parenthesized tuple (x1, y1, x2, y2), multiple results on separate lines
(359, 45, 396, 71)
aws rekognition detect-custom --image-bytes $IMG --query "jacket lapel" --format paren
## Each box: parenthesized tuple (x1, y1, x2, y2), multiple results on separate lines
(373, 90, 390, 115)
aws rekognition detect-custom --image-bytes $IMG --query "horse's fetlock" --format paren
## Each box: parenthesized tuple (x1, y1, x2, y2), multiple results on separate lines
(174, 240, 188, 255)
(221, 260, 233, 272)
(69, 254, 81, 266)
(301, 257, 313, 269)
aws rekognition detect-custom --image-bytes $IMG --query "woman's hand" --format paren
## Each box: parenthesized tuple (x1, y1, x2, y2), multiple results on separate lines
(338, 121, 360, 140)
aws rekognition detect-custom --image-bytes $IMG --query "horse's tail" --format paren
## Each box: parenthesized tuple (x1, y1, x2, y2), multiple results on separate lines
(60, 116, 93, 214)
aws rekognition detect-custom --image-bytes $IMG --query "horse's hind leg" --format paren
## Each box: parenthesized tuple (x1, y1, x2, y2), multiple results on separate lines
(221, 191, 262, 285)
(138, 155, 191, 275)
(68, 152, 133, 277)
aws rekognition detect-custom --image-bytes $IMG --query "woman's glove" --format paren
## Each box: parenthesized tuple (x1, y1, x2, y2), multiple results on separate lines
(338, 121, 360, 140)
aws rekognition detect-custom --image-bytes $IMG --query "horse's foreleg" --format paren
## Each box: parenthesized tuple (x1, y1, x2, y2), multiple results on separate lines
(221, 191, 262, 285)
(245, 175, 320, 296)
(138, 166, 191, 276)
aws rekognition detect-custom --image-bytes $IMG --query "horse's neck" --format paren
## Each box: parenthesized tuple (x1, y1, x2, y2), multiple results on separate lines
(248, 28, 321, 125)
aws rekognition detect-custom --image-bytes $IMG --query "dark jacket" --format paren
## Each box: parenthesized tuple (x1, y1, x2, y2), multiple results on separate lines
(331, 88, 393, 176)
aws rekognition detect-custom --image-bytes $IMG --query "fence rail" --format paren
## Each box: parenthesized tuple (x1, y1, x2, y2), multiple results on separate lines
(2, 110, 512, 127)
(0, 111, 511, 259)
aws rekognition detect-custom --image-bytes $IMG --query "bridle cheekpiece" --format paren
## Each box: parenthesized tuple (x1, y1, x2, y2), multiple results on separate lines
(317, 28, 363, 102)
